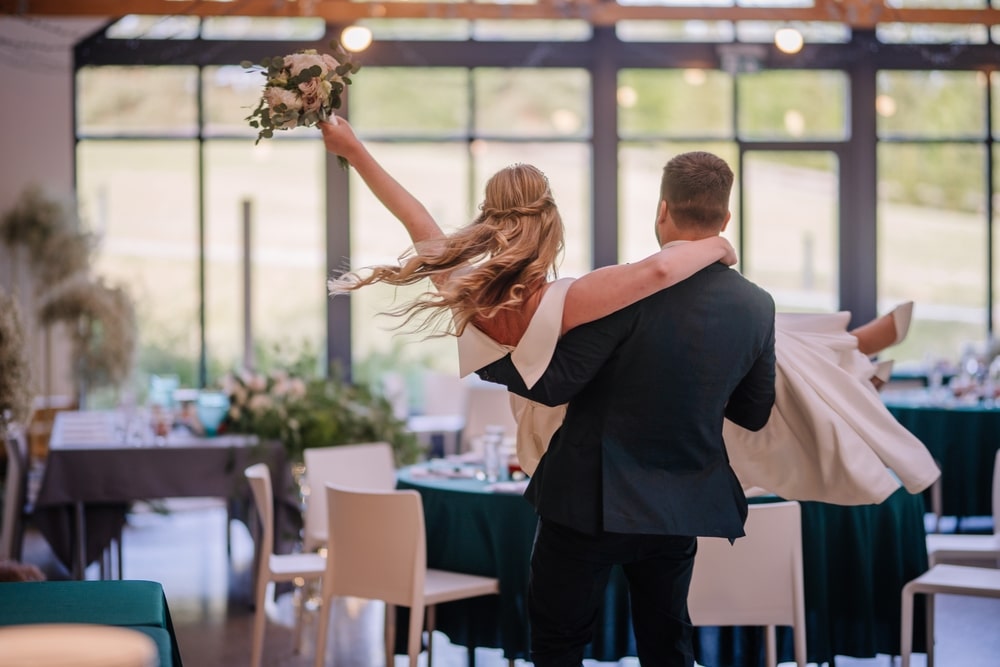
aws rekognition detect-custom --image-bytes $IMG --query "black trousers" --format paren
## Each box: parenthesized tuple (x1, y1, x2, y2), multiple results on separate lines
(528, 517, 698, 667)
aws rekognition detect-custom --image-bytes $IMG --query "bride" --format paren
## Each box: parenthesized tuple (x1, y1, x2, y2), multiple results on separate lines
(320, 117, 939, 505)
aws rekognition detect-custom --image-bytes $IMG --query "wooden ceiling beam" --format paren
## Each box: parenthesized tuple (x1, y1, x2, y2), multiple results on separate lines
(3, 0, 1000, 29)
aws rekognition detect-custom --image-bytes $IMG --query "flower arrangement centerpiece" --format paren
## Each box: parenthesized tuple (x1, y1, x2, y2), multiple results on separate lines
(219, 364, 419, 466)
(242, 41, 360, 167)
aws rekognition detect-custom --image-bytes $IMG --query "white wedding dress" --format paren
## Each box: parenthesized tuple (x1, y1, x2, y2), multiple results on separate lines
(458, 277, 941, 505)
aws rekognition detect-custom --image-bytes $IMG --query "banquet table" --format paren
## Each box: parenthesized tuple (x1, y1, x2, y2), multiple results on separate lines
(883, 389, 1000, 517)
(396, 463, 929, 665)
(0, 579, 183, 667)
(33, 410, 301, 580)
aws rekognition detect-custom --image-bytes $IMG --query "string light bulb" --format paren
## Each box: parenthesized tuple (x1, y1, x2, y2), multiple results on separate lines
(341, 25, 373, 52)
(774, 28, 804, 55)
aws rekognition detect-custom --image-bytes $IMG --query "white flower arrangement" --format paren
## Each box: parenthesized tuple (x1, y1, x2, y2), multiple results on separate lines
(242, 41, 360, 167)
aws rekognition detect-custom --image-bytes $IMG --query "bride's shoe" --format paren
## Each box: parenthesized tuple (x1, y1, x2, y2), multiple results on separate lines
(852, 301, 914, 356)
(869, 359, 894, 392)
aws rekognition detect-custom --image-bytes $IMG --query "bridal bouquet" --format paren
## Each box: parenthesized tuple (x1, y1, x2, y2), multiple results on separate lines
(242, 41, 360, 164)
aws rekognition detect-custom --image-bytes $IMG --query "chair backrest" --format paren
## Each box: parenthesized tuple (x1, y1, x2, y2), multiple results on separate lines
(688, 501, 804, 629)
(244, 463, 275, 559)
(461, 380, 518, 453)
(1, 429, 28, 561)
(302, 442, 396, 551)
(324, 484, 425, 608)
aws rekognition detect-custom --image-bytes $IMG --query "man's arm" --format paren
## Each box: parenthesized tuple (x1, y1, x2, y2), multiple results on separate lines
(478, 307, 635, 407)
(724, 319, 776, 431)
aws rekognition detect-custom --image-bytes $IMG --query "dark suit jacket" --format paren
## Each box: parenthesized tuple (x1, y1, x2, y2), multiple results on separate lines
(478, 262, 776, 539)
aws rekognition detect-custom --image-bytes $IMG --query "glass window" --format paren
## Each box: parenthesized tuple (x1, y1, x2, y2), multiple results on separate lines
(474, 69, 591, 139)
(742, 151, 839, 312)
(877, 71, 987, 139)
(349, 68, 470, 137)
(200, 16, 325, 40)
(202, 66, 263, 138)
(616, 20, 734, 42)
(357, 19, 472, 41)
(618, 141, 739, 265)
(734, 21, 850, 43)
(618, 69, 733, 139)
(76, 140, 201, 387)
(77, 66, 199, 137)
(879, 143, 987, 363)
(204, 141, 326, 380)
(737, 70, 848, 141)
(472, 19, 591, 40)
(105, 15, 200, 39)
(991, 71, 1000, 140)
(877, 23, 989, 44)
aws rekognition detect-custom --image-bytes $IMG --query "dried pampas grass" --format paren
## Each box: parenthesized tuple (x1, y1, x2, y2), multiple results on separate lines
(38, 273, 138, 391)
(0, 287, 31, 430)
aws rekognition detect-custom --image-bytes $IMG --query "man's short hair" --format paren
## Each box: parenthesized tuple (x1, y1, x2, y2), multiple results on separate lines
(660, 151, 734, 231)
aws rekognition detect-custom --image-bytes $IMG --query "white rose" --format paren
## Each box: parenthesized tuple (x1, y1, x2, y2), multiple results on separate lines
(285, 52, 326, 77)
(264, 87, 301, 112)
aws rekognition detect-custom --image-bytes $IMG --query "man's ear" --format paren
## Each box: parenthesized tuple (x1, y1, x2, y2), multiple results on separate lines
(719, 211, 731, 232)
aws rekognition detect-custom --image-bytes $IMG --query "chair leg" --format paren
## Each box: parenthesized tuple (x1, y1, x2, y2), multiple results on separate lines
(926, 591, 935, 667)
(385, 603, 397, 667)
(764, 625, 777, 667)
(426, 605, 436, 666)
(251, 578, 269, 667)
(900, 583, 915, 667)
(408, 604, 425, 667)
(116, 534, 124, 579)
(314, 588, 333, 667)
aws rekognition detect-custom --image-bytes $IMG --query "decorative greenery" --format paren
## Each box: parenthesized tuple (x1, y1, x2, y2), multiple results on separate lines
(37, 273, 138, 394)
(0, 287, 31, 435)
(219, 362, 420, 466)
(241, 41, 360, 168)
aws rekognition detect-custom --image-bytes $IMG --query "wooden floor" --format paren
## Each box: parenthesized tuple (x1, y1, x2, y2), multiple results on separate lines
(19, 499, 1000, 667)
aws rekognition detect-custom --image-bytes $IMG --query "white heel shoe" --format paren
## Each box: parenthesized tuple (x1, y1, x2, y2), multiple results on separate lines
(891, 301, 914, 346)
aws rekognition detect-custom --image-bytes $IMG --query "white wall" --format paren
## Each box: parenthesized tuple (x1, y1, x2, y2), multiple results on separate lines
(0, 16, 106, 400)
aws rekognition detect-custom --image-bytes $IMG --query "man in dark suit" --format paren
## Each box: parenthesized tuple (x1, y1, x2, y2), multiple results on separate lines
(477, 151, 776, 667)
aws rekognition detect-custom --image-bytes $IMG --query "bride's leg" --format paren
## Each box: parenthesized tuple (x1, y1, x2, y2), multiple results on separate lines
(851, 301, 914, 356)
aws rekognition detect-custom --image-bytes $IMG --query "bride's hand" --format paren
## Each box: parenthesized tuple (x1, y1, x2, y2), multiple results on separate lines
(717, 236, 737, 266)
(319, 116, 362, 162)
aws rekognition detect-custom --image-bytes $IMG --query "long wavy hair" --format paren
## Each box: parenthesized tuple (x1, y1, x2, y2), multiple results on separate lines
(331, 163, 565, 336)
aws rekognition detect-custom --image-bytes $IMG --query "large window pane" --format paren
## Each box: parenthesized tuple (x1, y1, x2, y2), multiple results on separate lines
(204, 141, 326, 380)
(616, 21, 735, 42)
(879, 143, 987, 363)
(618, 142, 739, 265)
(202, 66, 263, 138)
(619, 69, 733, 139)
(76, 140, 201, 387)
(77, 66, 198, 137)
(742, 151, 839, 312)
(350, 68, 470, 136)
(474, 69, 591, 138)
(877, 71, 987, 139)
(737, 71, 848, 141)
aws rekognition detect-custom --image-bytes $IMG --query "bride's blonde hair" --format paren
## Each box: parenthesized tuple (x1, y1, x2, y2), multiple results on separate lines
(332, 163, 565, 336)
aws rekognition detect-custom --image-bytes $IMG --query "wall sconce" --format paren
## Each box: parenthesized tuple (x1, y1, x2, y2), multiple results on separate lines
(341, 25, 373, 52)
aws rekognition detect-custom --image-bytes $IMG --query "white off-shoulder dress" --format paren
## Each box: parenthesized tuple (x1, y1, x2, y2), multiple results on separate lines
(458, 277, 940, 505)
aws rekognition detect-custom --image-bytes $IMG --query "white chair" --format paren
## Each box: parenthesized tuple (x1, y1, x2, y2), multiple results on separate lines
(1, 427, 28, 562)
(687, 501, 807, 667)
(0, 623, 159, 667)
(313, 485, 500, 667)
(244, 463, 326, 667)
(461, 379, 518, 454)
(301, 442, 397, 553)
(925, 450, 1000, 567)
(900, 563, 1000, 667)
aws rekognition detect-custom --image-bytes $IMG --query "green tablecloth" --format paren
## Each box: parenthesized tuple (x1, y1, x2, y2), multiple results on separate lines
(885, 395, 1000, 516)
(398, 467, 928, 665)
(0, 579, 183, 667)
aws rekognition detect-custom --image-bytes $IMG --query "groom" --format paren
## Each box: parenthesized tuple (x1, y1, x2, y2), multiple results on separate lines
(477, 151, 777, 666)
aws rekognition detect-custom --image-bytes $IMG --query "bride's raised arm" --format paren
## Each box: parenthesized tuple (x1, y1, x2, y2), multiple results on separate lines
(319, 117, 450, 284)
(559, 237, 736, 335)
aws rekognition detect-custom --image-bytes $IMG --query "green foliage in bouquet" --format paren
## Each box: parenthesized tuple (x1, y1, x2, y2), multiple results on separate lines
(220, 364, 420, 466)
